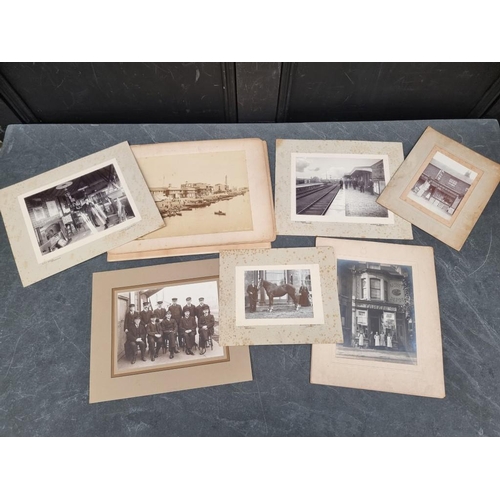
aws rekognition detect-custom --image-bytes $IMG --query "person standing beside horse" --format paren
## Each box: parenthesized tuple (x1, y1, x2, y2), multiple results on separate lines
(298, 283, 310, 307)
(247, 282, 258, 312)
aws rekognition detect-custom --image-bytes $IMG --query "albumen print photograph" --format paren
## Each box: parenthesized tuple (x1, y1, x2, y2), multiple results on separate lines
(138, 150, 253, 239)
(336, 259, 416, 365)
(114, 279, 226, 376)
(292, 153, 393, 224)
(406, 150, 478, 221)
(21, 163, 137, 261)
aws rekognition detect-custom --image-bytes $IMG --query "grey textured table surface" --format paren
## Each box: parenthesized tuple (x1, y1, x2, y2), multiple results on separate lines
(1, 120, 499, 437)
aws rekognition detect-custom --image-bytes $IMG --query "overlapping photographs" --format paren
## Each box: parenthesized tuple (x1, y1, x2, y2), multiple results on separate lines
(292, 153, 394, 224)
(113, 279, 227, 377)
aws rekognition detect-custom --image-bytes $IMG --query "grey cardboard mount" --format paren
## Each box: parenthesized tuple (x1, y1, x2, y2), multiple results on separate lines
(1, 120, 499, 436)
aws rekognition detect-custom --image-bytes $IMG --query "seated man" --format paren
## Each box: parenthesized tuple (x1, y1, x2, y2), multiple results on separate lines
(146, 315, 162, 361)
(179, 309, 197, 356)
(126, 316, 146, 364)
(160, 311, 179, 359)
(197, 306, 214, 355)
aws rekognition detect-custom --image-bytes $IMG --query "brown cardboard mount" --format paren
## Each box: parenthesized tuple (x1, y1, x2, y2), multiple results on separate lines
(274, 139, 413, 239)
(218, 247, 342, 346)
(89, 258, 252, 403)
(312, 237, 445, 399)
(108, 138, 276, 261)
(377, 127, 500, 251)
(0, 142, 164, 287)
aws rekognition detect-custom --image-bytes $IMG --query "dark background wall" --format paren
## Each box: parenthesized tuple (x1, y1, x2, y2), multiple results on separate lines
(1, 62, 500, 141)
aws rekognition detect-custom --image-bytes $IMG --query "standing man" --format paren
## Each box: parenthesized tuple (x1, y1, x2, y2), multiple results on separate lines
(183, 297, 197, 320)
(198, 306, 214, 355)
(140, 301, 153, 326)
(247, 282, 258, 312)
(179, 309, 197, 356)
(154, 300, 167, 320)
(160, 311, 179, 359)
(146, 315, 161, 361)
(124, 304, 139, 335)
(126, 316, 146, 364)
(168, 298, 183, 347)
(195, 297, 210, 322)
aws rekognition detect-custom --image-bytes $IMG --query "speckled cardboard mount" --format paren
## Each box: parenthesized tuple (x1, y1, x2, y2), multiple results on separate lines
(89, 258, 253, 403)
(108, 138, 276, 261)
(312, 237, 445, 399)
(275, 139, 413, 239)
(0, 142, 164, 287)
(377, 127, 500, 251)
(218, 247, 342, 346)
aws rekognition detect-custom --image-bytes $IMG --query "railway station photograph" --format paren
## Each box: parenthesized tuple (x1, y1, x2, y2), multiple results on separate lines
(293, 154, 391, 222)
(335, 259, 417, 365)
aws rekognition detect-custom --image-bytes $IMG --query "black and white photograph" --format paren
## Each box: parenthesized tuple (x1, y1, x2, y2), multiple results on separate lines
(292, 153, 393, 224)
(406, 150, 478, 221)
(113, 279, 226, 376)
(335, 259, 417, 365)
(21, 163, 137, 261)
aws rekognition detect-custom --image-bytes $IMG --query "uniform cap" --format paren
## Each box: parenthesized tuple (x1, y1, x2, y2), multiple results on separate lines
(157, 301, 163, 304)
(143, 302, 149, 306)
(172, 298, 178, 301)
(186, 297, 192, 301)
(199, 297, 204, 301)
(129, 304, 136, 308)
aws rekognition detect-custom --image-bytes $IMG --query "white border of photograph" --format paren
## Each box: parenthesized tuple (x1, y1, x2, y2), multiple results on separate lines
(235, 263, 325, 326)
(274, 139, 413, 240)
(311, 237, 445, 399)
(0, 142, 164, 287)
(290, 153, 394, 225)
(18, 158, 141, 264)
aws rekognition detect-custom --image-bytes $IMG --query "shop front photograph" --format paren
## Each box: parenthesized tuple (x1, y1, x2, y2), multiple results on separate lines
(336, 259, 416, 365)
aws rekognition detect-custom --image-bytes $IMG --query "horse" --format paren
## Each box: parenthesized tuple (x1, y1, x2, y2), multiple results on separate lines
(259, 279, 300, 312)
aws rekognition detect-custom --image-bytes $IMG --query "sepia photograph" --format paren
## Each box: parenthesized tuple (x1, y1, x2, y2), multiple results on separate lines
(137, 150, 253, 239)
(20, 162, 138, 262)
(292, 153, 394, 224)
(113, 279, 226, 376)
(406, 150, 478, 221)
(335, 259, 416, 365)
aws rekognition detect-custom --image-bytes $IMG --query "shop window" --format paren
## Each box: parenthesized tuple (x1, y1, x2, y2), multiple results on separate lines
(448, 178, 457, 187)
(384, 280, 388, 301)
(370, 278, 381, 300)
(361, 278, 367, 299)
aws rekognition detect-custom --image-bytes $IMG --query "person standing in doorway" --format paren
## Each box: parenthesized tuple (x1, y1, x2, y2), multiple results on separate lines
(374, 332, 380, 349)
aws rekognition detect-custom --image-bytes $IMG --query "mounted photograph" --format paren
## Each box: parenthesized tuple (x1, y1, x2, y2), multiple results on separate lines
(218, 247, 342, 346)
(89, 259, 253, 403)
(378, 127, 500, 251)
(113, 278, 226, 377)
(292, 153, 393, 224)
(311, 238, 445, 399)
(107, 138, 276, 261)
(274, 139, 413, 240)
(0, 142, 164, 287)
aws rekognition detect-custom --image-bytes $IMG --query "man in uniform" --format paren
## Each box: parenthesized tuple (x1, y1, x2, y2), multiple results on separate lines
(140, 301, 153, 326)
(160, 310, 179, 359)
(126, 316, 146, 364)
(247, 282, 258, 312)
(168, 298, 183, 347)
(146, 315, 162, 361)
(154, 300, 167, 320)
(195, 297, 210, 322)
(124, 304, 139, 334)
(183, 297, 197, 321)
(179, 309, 197, 355)
(197, 306, 214, 355)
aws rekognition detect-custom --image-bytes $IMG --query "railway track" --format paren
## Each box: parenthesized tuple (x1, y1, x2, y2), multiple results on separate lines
(296, 183, 341, 215)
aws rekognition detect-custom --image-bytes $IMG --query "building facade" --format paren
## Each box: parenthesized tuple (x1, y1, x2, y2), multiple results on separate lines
(342, 160, 386, 194)
(337, 260, 415, 351)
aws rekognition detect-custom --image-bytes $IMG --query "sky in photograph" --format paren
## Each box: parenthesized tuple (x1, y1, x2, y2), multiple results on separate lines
(295, 155, 383, 179)
(139, 150, 249, 188)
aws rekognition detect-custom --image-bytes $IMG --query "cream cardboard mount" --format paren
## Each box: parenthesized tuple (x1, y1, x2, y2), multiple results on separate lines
(218, 247, 342, 346)
(0, 142, 164, 287)
(108, 138, 276, 261)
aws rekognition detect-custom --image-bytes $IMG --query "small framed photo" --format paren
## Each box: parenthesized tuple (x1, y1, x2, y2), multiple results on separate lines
(275, 139, 413, 239)
(90, 259, 252, 403)
(108, 138, 276, 261)
(377, 127, 500, 251)
(311, 238, 445, 399)
(0, 142, 164, 286)
(218, 247, 342, 346)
